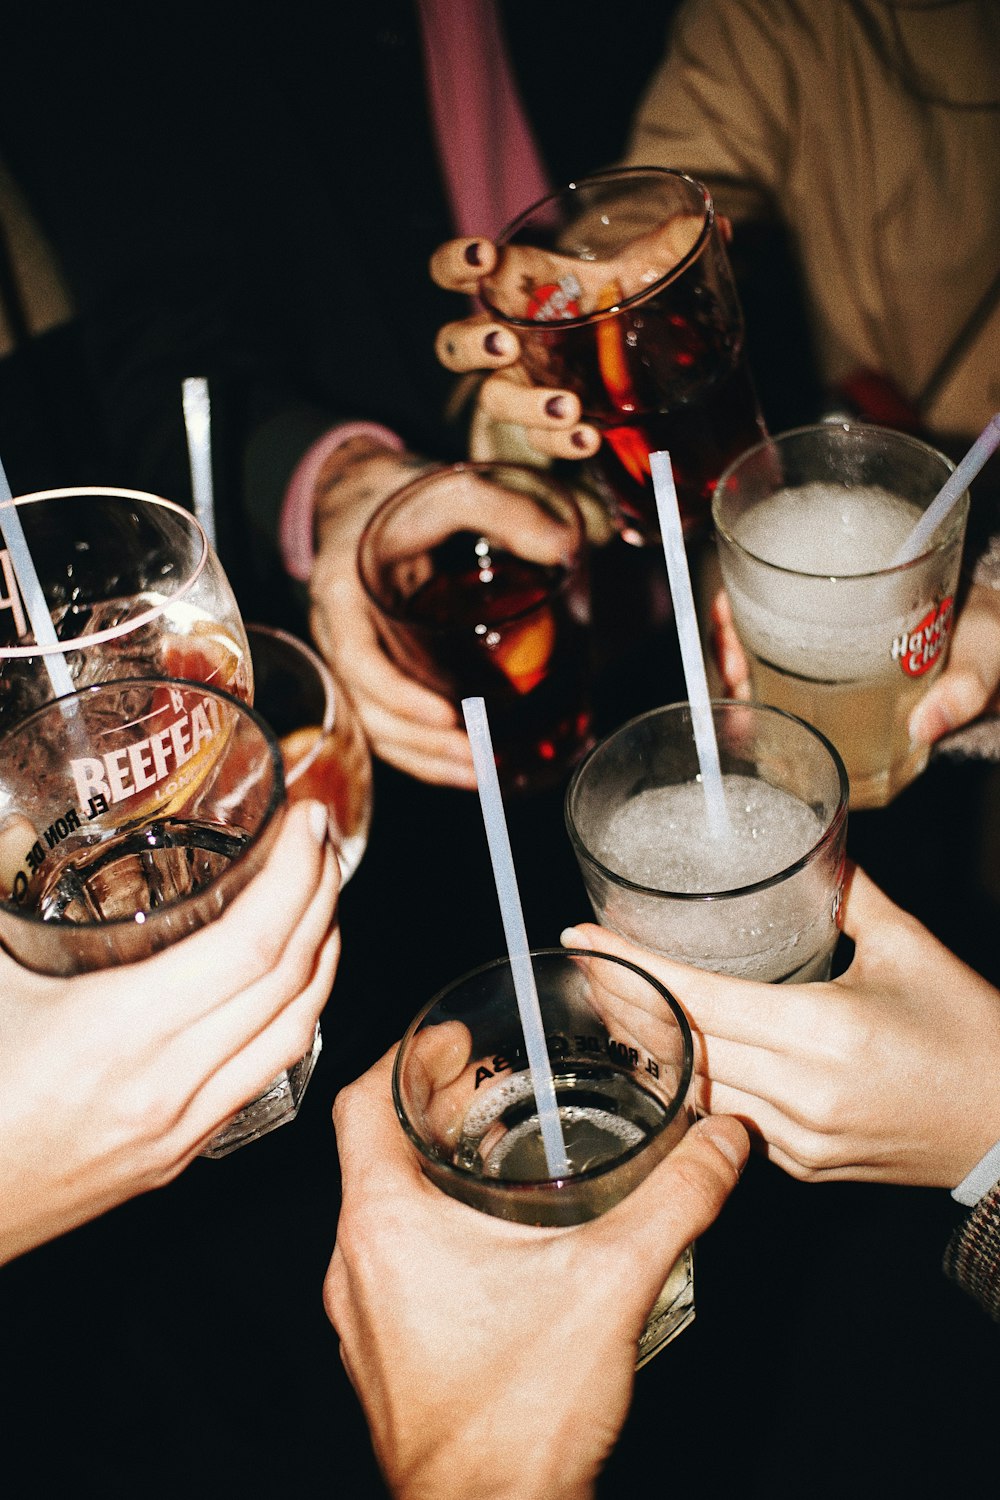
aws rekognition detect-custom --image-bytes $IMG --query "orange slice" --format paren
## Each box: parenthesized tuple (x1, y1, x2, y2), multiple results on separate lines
(493, 611, 555, 695)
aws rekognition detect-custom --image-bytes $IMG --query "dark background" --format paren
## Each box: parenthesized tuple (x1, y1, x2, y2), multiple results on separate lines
(0, 4, 997, 1496)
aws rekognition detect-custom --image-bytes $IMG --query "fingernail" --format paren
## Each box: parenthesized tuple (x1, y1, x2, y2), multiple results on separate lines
(697, 1120, 747, 1177)
(307, 801, 330, 843)
(464, 241, 483, 267)
(570, 429, 591, 450)
(560, 926, 591, 949)
(484, 330, 505, 357)
(545, 395, 569, 420)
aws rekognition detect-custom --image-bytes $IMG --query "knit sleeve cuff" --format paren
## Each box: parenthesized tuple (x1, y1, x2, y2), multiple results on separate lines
(943, 1176, 1000, 1322)
(278, 421, 405, 583)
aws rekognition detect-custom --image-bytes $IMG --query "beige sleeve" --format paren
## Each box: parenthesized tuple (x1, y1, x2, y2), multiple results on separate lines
(620, 0, 799, 225)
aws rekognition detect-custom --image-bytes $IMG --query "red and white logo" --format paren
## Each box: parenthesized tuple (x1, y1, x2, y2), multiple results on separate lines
(891, 596, 954, 678)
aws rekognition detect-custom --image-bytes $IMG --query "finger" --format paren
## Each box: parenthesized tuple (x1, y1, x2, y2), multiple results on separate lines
(0, 813, 39, 899)
(435, 315, 520, 372)
(837, 863, 899, 944)
(172, 836, 340, 1066)
(429, 236, 499, 292)
(709, 587, 751, 696)
(139, 799, 334, 1029)
(560, 922, 789, 1049)
(333, 1047, 426, 1203)
(358, 468, 575, 565)
(477, 373, 582, 431)
(585, 1115, 747, 1303)
(181, 925, 342, 1155)
(910, 664, 997, 743)
(910, 583, 1000, 742)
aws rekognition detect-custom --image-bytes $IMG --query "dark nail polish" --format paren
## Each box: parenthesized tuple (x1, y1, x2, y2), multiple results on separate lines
(464, 241, 483, 267)
(484, 330, 504, 357)
(545, 396, 568, 420)
(571, 429, 591, 450)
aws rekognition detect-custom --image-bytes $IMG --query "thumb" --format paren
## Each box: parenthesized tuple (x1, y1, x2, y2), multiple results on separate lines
(589, 1115, 748, 1310)
(909, 664, 993, 744)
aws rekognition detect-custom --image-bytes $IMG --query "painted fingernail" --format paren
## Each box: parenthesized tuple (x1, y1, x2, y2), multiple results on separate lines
(484, 330, 505, 357)
(464, 241, 483, 267)
(545, 395, 569, 420)
(570, 429, 591, 450)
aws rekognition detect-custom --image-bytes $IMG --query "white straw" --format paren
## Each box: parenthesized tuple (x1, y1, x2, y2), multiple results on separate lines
(650, 450, 730, 838)
(462, 696, 570, 1178)
(0, 460, 75, 700)
(182, 376, 217, 550)
(889, 412, 1000, 567)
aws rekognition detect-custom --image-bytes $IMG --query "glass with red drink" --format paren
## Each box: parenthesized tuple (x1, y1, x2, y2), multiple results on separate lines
(246, 622, 372, 884)
(479, 167, 767, 545)
(358, 462, 593, 794)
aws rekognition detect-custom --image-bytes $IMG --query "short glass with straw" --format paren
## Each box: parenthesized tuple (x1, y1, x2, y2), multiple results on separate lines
(392, 698, 697, 1366)
(566, 451, 849, 980)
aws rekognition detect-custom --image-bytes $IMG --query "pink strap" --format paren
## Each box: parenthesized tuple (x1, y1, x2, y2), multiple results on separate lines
(416, 0, 550, 238)
(279, 422, 404, 582)
(279, 2, 550, 581)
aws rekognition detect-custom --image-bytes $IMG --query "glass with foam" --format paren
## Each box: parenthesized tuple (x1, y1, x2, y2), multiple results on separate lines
(712, 423, 969, 808)
(565, 701, 848, 982)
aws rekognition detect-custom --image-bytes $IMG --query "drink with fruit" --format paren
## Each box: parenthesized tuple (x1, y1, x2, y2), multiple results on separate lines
(480, 167, 766, 544)
(359, 463, 593, 794)
(247, 623, 372, 883)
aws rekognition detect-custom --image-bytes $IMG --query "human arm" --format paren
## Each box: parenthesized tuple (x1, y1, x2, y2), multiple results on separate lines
(561, 864, 1000, 1188)
(301, 434, 478, 789)
(323, 1048, 747, 1500)
(0, 798, 340, 1266)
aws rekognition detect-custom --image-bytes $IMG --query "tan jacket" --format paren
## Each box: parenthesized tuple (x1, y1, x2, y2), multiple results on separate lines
(623, 0, 1000, 441)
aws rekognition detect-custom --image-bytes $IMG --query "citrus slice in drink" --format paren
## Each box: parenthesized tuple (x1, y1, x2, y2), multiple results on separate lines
(492, 610, 555, 695)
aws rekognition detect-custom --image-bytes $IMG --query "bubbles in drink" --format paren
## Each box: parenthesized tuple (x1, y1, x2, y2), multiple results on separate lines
(455, 1068, 669, 1182)
(595, 774, 825, 893)
(483, 1104, 646, 1180)
(736, 483, 920, 574)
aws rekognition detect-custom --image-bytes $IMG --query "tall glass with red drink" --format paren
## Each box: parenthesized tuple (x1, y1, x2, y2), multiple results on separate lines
(480, 167, 766, 545)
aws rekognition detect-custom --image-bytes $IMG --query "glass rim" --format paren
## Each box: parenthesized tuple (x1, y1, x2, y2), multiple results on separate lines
(0, 487, 210, 660)
(711, 421, 967, 580)
(0, 674, 285, 933)
(480, 165, 715, 331)
(357, 460, 587, 632)
(392, 945, 694, 1191)
(564, 698, 849, 903)
(245, 621, 339, 789)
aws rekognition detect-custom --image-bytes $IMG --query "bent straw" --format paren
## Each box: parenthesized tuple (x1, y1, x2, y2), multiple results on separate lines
(462, 696, 570, 1177)
(182, 376, 217, 550)
(649, 450, 730, 838)
(0, 460, 75, 700)
(889, 412, 1000, 567)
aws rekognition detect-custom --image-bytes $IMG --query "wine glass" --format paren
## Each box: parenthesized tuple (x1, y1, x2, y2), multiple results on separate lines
(245, 622, 373, 884)
(0, 486, 252, 725)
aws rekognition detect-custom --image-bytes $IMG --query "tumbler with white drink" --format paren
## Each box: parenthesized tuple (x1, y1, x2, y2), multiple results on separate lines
(565, 700, 849, 983)
(712, 423, 970, 809)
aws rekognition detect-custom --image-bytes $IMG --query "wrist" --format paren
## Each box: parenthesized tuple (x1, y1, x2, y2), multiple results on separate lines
(279, 422, 405, 581)
(312, 441, 429, 540)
